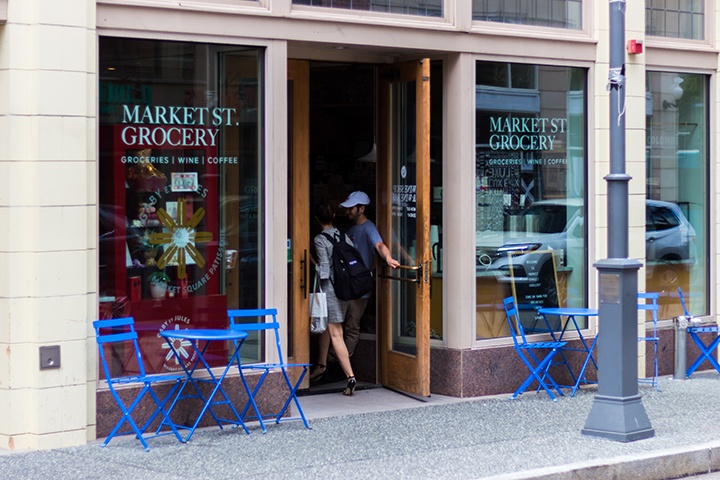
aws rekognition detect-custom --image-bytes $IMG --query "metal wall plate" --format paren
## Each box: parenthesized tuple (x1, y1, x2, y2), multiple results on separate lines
(39, 345, 61, 370)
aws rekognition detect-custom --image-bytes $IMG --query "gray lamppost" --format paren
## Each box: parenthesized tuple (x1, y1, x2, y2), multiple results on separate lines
(581, 0, 654, 442)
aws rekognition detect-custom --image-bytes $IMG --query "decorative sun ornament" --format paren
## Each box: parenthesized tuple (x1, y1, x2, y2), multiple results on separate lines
(149, 199, 213, 279)
(160, 324, 192, 365)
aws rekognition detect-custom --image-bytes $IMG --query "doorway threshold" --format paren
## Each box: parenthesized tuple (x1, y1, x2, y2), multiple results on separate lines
(296, 386, 474, 421)
(299, 379, 381, 396)
(384, 386, 432, 403)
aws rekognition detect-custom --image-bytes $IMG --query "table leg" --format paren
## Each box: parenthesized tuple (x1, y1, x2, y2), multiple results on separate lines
(542, 313, 599, 393)
(571, 335, 599, 397)
(238, 369, 268, 433)
(569, 316, 598, 371)
(164, 338, 250, 441)
(541, 313, 577, 387)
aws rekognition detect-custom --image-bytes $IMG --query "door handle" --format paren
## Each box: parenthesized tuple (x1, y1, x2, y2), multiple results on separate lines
(379, 263, 423, 283)
(300, 249, 308, 298)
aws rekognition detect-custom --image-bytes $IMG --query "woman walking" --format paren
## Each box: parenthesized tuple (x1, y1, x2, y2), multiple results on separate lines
(310, 200, 356, 396)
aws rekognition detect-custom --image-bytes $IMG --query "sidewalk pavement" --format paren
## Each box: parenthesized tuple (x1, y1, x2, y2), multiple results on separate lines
(4, 373, 720, 479)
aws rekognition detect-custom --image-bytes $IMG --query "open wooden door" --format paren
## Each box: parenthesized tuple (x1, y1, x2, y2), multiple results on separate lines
(287, 59, 310, 384)
(376, 59, 431, 397)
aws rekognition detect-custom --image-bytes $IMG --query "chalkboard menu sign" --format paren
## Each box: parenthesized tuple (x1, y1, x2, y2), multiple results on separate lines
(507, 250, 563, 333)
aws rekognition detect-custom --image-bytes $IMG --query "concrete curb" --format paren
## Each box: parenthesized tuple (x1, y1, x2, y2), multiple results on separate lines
(485, 440, 720, 480)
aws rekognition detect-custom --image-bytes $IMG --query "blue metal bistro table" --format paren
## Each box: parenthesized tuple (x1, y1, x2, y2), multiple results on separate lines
(160, 328, 250, 442)
(538, 307, 599, 396)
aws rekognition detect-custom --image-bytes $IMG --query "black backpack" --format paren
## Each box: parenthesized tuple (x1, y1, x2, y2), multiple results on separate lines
(322, 232, 374, 301)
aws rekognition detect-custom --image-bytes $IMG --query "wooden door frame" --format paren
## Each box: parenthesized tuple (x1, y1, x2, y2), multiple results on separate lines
(287, 59, 310, 382)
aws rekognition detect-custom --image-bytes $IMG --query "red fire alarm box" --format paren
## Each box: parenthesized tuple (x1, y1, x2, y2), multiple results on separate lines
(627, 39, 643, 55)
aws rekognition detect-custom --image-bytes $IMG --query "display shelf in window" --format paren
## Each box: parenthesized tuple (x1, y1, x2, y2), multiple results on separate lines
(126, 149, 168, 192)
(99, 124, 222, 307)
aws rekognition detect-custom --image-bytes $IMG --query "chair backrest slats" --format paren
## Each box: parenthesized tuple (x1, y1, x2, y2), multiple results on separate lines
(93, 316, 146, 379)
(96, 331, 138, 344)
(638, 292, 660, 323)
(94, 317, 134, 329)
(228, 309, 284, 364)
(638, 292, 659, 325)
(503, 297, 526, 346)
(228, 321, 280, 332)
(228, 308, 278, 318)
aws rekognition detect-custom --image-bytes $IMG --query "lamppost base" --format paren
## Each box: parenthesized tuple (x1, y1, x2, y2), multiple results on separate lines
(582, 394, 655, 442)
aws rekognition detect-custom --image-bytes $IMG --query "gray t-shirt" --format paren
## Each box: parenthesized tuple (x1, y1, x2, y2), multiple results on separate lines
(347, 220, 383, 272)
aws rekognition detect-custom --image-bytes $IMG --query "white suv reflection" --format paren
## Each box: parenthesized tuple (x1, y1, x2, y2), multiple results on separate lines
(645, 199, 697, 287)
(477, 198, 696, 302)
(476, 199, 583, 306)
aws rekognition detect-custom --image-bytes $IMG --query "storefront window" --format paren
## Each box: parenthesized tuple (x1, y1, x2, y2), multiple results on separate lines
(98, 38, 264, 376)
(475, 62, 586, 340)
(645, 72, 707, 318)
(646, 1, 704, 40)
(293, 0, 442, 17)
(473, 0, 582, 29)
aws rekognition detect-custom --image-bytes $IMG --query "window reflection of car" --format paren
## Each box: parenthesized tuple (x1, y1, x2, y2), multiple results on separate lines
(477, 199, 584, 306)
(646, 199, 696, 261)
(477, 198, 696, 302)
(645, 199, 697, 287)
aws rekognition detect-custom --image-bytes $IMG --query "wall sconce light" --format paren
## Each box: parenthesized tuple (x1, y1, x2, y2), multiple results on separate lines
(662, 77, 684, 109)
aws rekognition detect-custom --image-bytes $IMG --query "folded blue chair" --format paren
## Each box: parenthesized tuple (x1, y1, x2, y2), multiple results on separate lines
(228, 308, 311, 431)
(638, 292, 660, 390)
(678, 287, 720, 377)
(93, 317, 185, 451)
(503, 297, 567, 401)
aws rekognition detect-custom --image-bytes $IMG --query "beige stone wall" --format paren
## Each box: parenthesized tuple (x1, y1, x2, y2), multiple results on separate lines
(0, 0, 97, 450)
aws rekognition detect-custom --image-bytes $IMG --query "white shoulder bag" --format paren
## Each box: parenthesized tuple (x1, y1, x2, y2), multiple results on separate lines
(309, 276, 328, 334)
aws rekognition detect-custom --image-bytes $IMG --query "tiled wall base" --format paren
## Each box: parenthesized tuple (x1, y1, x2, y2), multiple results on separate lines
(96, 373, 290, 439)
(430, 338, 600, 397)
(430, 327, 717, 398)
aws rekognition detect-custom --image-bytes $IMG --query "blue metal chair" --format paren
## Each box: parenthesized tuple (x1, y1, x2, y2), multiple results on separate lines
(93, 317, 185, 451)
(637, 292, 660, 390)
(228, 308, 311, 431)
(678, 287, 720, 377)
(503, 297, 567, 401)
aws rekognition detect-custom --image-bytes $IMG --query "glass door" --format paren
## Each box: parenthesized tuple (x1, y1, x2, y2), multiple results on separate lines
(377, 59, 431, 397)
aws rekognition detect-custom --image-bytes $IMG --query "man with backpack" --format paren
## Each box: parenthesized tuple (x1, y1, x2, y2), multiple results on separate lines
(338, 191, 400, 359)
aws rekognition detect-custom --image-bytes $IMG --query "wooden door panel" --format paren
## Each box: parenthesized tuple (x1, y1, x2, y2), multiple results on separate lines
(377, 59, 431, 397)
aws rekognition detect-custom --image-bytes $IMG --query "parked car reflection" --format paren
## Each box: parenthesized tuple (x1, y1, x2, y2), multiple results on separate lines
(645, 199, 697, 288)
(476, 199, 583, 306)
(477, 198, 696, 303)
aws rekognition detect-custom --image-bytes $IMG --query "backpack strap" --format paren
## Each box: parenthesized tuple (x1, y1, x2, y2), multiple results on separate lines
(320, 232, 338, 288)
(321, 231, 344, 244)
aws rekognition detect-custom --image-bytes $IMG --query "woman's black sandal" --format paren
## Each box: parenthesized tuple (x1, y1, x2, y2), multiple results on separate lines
(343, 376, 357, 396)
